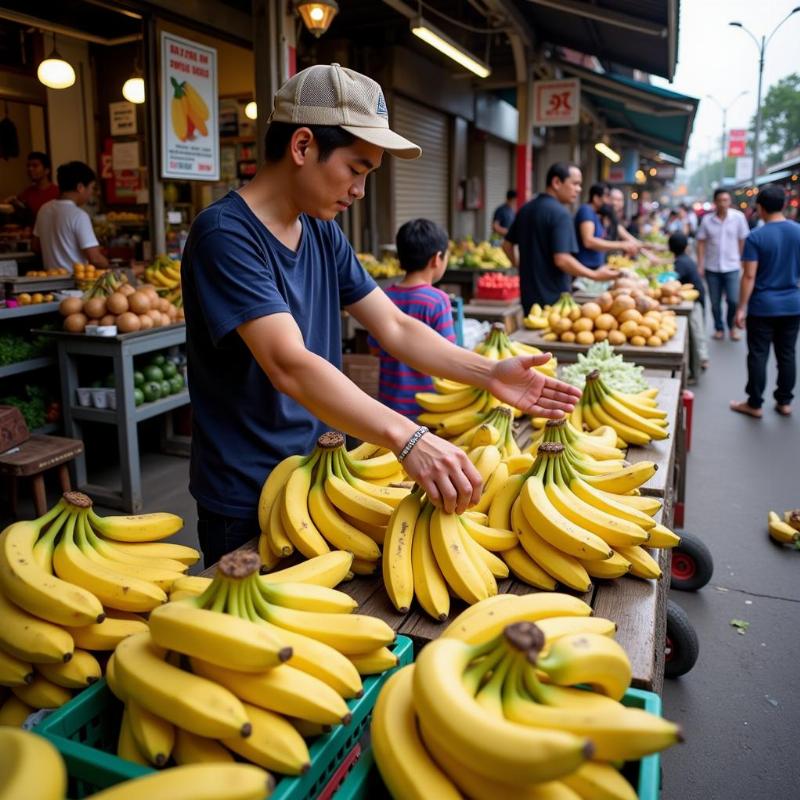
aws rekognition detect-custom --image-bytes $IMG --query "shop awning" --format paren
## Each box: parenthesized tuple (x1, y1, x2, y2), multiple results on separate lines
(513, 0, 680, 80)
(558, 62, 698, 163)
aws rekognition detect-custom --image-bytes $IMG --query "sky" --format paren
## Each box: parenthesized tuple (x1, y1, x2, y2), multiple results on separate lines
(651, 0, 800, 172)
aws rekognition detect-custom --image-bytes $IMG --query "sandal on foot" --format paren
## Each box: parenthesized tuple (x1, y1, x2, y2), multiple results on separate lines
(713, 331, 724, 340)
(775, 404, 792, 417)
(730, 401, 762, 418)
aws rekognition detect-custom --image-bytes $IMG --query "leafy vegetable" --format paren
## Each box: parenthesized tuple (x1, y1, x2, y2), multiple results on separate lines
(561, 341, 650, 394)
(0, 384, 48, 430)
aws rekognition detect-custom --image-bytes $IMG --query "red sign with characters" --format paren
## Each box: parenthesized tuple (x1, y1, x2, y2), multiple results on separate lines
(728, 129, 747, 158)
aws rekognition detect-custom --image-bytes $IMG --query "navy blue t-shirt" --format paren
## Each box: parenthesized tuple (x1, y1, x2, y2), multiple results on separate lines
(741, 220, 800, 317)
(506, 193, 577, 309)
(574, 203, 604, 269)
(673, 253, 705, 307)
(181, 191, 377, 517)
(493, 203, 515, 231)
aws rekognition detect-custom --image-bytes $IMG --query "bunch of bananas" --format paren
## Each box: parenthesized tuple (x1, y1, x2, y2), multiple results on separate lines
(474, 323, 557, 376)
(524, 293, 582, 331)
(523, 302, 552, 330)
(452, 405, 522, 459)
(257, 434, 409, 575)
(170, 78, 209, 142)
(0, 727, 271, 800)
(571, 371, 669, 447)
(109, 550, 396, 776)
(417, 386, 509, 437)
(767, 510, 800, 545)
(82, 269, 129, 299)
(488, 443, 678, 592)
(0, 492, 197, 725)
(145, 255, 182, 293)
(373, 603, 682, 799)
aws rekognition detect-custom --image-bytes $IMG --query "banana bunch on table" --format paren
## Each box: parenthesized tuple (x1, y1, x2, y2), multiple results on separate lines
(257, 434, 410, 576)
(372, 597, 682, 800)
(0, 492, 198, 724)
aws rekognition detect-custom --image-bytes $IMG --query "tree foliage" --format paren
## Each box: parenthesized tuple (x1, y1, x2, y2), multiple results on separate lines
(754, 73, 800, 163)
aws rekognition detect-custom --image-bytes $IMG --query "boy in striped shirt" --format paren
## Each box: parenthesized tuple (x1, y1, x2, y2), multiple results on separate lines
(369, 219, 456, 417)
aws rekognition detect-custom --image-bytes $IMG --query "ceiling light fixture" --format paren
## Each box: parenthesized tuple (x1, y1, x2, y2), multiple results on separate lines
(410, 16, 491, 78)
(37, 34, 76, 90)
(594, 141, 621, 163)
(122, 65, 145, 104)
(295, 0, 339, 37)
(244, 101, 258, 120)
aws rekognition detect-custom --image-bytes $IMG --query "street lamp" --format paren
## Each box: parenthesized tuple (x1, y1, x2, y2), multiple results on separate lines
(729, 7, 800, 187)
(705, 91, 748, 183)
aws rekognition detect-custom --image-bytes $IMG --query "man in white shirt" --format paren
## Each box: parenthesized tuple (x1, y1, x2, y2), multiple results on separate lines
(33, 161, 108, 273)
(696, 188, 750, 341)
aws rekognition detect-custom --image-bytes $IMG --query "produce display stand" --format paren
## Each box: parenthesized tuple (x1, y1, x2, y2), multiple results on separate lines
(35, 638, 413, 800)
(572, 290, 695, 318)
(462, 300, 524, 333)
(38, 325, 189, 513)
(333, 687, 663, 800)
(511, 315, 689, 386)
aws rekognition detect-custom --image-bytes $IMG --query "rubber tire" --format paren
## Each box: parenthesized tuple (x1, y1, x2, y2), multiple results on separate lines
(665, 600, 699, 679)
(670, 531, 714, 591)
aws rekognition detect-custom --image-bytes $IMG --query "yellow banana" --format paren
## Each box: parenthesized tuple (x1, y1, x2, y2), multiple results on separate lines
(260, 580, 357, 613)
(582, 550, 632, 579)
(345, 449, 401, 481)
(505, 453, 535, 474)
(502, 545, 557, 590)
(568, 477, 657, 529)
(0, 694, 34, 726)
(536, 615, 617, 643)
(0, 727, 67, 800)
(347, 441, 382, 459)
(383, 490, 422, 613)
(0, 648, 34, 687)
(488, 473, 526, 529)
(325, 470, 393, 527)
(127, 697, 175, 767)
(647, 523, 681, 548)
(280, 455, 330, 558)
(461, 527, 500, 595)
(173, 727, 235, 765)
(470, 444, 503, 482)
(768, 511, 800, 544)
(65, 614, 148, 651)
(430, 507, 489, 605)
(171, 95, 188, 141)
(258, 455, 306, 535)
(88, 507, 183, 542)
(347, 646, 398, 675)
(562, 762, 638, 800)
(36, 649, 101, 688)
(615, 545, 662, 579)
(416, 385, 481, 412)
(263, 550, 353, 587)
(108, 540, 199, 565)
(183, 82, 210, 121)
(411, 504, 450, 621)
(0, 587, 74, 663)
(12, 674, 71, 708)
(431, 376, 468, 394)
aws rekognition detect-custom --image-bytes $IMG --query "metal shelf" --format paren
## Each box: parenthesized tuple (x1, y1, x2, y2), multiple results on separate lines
(0, 355, 55, 379)
(0, 302, 60, 320)
(69, 390, 190, 425)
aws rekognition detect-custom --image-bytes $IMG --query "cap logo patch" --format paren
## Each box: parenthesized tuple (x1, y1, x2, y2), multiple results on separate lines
(376, 92, 388, 116)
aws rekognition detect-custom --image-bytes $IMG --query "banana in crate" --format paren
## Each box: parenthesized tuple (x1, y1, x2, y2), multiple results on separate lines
(110, 550, 397, 775)
(0, 491, 200, 724)
(372, 597, 683, 800)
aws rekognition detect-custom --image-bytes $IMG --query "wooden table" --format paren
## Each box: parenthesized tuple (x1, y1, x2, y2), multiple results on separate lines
(512, 315, 689, 386)
(462, 301, 524, 333)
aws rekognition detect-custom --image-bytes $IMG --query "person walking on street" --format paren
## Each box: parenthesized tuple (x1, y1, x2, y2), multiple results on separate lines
(502, 163, 619, 310)
(491, 189, 517, 240)
(697, 189, 750, 341)
(575, 182, 637, 270)
(730, 185, 800, 418)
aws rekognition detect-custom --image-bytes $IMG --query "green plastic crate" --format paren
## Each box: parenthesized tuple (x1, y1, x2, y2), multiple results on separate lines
(334, 685, 663, 800)
(35, 636, 413, 800)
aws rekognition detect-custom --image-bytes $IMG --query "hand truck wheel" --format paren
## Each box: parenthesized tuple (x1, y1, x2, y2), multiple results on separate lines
(665, 599, 699, 678)
(670, 531, 713, 591)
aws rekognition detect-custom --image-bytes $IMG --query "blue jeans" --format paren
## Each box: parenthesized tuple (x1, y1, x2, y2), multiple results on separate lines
(705, 270, 739, 333)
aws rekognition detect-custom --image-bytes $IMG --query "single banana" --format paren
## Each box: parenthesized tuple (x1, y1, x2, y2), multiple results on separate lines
(260, 580, 357, 613)
(257, 453, 306, 534)
(411, 504, 450, 622)
(223, 701, 310, 775)
(504, 452, 535, 475)
(149, 599, 292, 672)
(0, 727, 67, 800)
(460, 511, 516, 551)
(263, 550, 354, 587)
(502, 545, 557, 590)
(65, 614, 148, 651)
(582, 550, 632, 579)
(108, 540, 200, 565)
(615, 545, 662, 579)
(416, 385, 481, 412)
(88, 507, 183, 542)
(488, 473, 526, 529)
(280, 454, 330, 558)
(114, 632, 252, 739)
(442, 591, 591, 645)
(430, 507, 489, 605)
(344, 449, 401, 481)
(472, 460, 511, 513)
(562, 762, 638, 800)
(604, 491, 662, 516)
(383, 491, 423, 613)
(646, 523, 681, 548)
(413, 637, 591, 784)
(370, 665, 462, 800)
(583, 462, 658, 494)
(36, 649, 101, 688)
(768, 511, 800, 544)
(0, 694, 34, 726)
(325, 470, 393, 527)
(127, 697, 175, 767)
(431, 376, 468, 394)
(264, 486, 294, 558)
(0, 648, 34, 687)
(86, 763, 273, 800)
(12, 674, 71, 708)
(172, 727, 235, 765)
(0, 587, 74, 663)
(347, 646, 398, 675)
(191, 657, 350, 726)
(347, 441, 383, 459)
(461, 526, 500, 594)
(568, 477, 657, 529)
(536, 615, 617, 643)
(340, 510, 386, 544)
(470, 444, 503, 482)
(611, 390, 668, 419)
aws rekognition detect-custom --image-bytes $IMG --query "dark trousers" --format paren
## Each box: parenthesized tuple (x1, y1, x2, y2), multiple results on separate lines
(745, 314, 800, 409)
(706, 270, 739, 333)
(196, 504, 259, 569)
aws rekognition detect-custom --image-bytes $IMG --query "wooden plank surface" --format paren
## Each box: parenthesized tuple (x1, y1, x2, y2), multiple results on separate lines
(511, 315, 688, 374)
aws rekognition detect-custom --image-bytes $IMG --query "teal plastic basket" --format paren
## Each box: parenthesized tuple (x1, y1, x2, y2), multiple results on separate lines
(334, 686, 663, 800)
(35, 636, 413, 800)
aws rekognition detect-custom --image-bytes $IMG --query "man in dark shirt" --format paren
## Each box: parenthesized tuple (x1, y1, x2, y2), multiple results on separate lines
(503, 163, 619, 310)
(492, 189, 517, 239)
(669, 232, 708, 381)
(575, 183, 637, 269)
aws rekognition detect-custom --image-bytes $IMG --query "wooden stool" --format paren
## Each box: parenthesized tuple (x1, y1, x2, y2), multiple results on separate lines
(0, 435, 84, 518)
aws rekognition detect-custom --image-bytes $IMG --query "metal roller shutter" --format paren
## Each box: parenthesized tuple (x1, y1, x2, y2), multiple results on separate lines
(392, 96, 449, 231)
(485, 139, 514, 228)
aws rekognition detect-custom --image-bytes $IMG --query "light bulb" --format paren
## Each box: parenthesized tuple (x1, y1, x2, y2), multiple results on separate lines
(122, 77, 145, 104)
(309, 6, 325, 21)
(245, 101, 258, 120)
(37, 57, 76, 90)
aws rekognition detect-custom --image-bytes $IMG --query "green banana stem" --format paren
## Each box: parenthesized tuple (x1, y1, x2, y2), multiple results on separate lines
(462, 640, 509, 696)
(240, 576, 264, 623)
(477, 650, 514, 699)
(32, 499, 66, 533)
(210, 578, 230, 614)
(31, 506, 72, 567)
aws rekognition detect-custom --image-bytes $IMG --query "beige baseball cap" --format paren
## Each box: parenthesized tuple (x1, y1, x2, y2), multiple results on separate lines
(269, 63, 421, 160)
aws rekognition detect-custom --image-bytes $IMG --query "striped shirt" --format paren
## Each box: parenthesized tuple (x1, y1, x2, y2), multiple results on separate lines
(368, 284, 456, 417)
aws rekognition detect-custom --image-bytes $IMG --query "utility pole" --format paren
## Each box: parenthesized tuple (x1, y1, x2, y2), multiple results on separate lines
(705, 92, 748, 184)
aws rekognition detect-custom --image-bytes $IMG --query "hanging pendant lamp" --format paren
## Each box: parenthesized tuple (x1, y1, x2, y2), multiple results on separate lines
(37, 34, 76, 90)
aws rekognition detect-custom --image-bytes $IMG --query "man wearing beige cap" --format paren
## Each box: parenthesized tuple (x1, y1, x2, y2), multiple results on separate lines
(181, 64, 580, 565)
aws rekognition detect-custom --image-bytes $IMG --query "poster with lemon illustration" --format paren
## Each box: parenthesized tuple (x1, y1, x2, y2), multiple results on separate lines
(161, 31, 219, 180)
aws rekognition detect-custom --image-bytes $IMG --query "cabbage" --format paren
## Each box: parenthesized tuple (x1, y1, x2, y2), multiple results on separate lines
(560, 341, 649, 394)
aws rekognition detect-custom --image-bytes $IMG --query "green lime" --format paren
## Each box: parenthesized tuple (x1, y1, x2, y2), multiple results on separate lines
(133, 370, 145, 388)
(162, 362, 178, 379)
(169, 374, 184, 394)
(144, 365, 164, 383)
(143, 381, 161, 402)
(152, 354, 166, 367)
(160, 380, 171, 397)
(133, 388, 145, 406)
